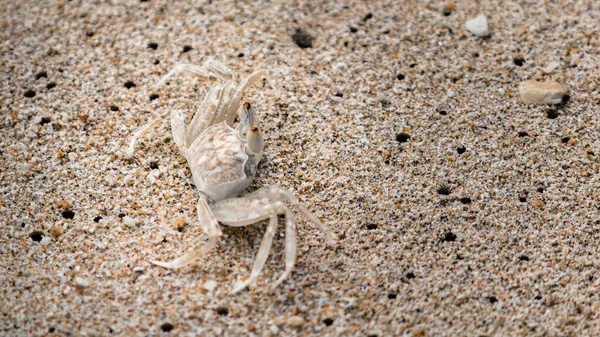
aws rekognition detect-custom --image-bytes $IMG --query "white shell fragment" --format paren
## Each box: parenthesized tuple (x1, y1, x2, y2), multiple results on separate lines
(465, 13, 490, 37)
(203, 280, 217, 292)
(286, 316, 306, 327)
(519, 80, 568, 104)
(75, 277, 90, 288)
(543, 61, 560, 73)
(40, 237, 51, 245)
(123, 216, 136, 227)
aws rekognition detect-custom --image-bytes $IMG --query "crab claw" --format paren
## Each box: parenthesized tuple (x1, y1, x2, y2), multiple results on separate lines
(247, 125, 264, 154)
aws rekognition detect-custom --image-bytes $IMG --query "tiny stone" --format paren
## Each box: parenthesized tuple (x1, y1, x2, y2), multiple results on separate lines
(50, 226, 64, 238)
(465, 13, 489, 37)
(55, 199, 70, 209)
(123, 216, 136, 226)
(75, 277, 90, 287)
(286, 316, 306, 328)
(40, 237, 51, 245)
(412, 328, 426, 337)
(543, 61, 560, 73)
(133, 267, 145, 274)
(530, 199, 544, 207)
(204, 279, 217, 292)
(172, 217, 186, 231)
(519, 80, 567, 105)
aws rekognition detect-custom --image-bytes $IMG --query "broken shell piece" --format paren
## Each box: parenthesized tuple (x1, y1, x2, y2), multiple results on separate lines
(465, 13, 489, 37)
(519, 80, 567, 105)
(543, 61, 560, 73)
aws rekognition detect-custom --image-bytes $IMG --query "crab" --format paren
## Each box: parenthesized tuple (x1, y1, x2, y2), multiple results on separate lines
(126, 60, 334, 294)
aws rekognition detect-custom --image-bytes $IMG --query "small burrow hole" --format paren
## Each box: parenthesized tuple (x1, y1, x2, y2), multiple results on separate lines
(406, 272, 415, 279)
(147, 42, 158, 50)
(546, 109, 559, 119)
(513, 56, 525, 66)
(182, 45, 193, 53)
(459, 197, 471, 204)
(24, 90, 36, 98)
(29, 231, 43, 242)
(93, 216, 103, 223)
(323, 318, 334, 326)
(291, 28, 314, 49)
(366, 224, 378, 230)
(442, 231, 456, 242)
(124, 81, 136, 89)
(396, 133, 410, 143)
(46, 82, 57, 90)
(110, 105, 119, 112)
(215, 306, 229, 316)
(387, 293, 397, 299)
(62, 210, 75, 219)
(150, 94, 159, 101)
(150, 161, 159, 170)
(160, 323, 174, 332)
(456, 146, 466, 154)
(437, 186, 450, 195)
(36, 71, 48, 80)
(519, 255, 529, 261)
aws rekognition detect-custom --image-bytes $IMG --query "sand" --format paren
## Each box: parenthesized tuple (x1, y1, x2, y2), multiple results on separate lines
(1, 0, 600, 336)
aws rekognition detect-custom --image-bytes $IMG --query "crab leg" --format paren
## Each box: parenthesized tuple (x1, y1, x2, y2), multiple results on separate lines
(272, 207, 297, 290)
(185, 83, 224, 146)
(223, 70, 275, 122)
(150, 195, 222, 269)
(211, 198, 287, 294)
(126, 110, 169, 158)
(243, 186, 335, 244)
(155, 64, 215, 89)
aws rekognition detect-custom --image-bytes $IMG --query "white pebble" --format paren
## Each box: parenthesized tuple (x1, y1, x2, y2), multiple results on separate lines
(519, 80, 567, 104)
(40, 237, 51, 245)
(543, 61, 560, 73)
(286, 315, 306, 327)
(75, 277, 90, 287)
(465, 13, 490, 37)
(123, 216, 136, 227)
(204, 279, 217, 292)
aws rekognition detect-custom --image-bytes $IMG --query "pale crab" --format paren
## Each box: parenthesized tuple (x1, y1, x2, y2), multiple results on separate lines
(126, 60, 334, 294)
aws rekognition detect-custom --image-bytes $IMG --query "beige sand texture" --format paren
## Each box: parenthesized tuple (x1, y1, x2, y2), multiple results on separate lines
(2, 0, 600, 336)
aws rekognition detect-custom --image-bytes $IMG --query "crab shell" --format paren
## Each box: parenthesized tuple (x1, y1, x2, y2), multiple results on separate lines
(185, 122, 261, 202)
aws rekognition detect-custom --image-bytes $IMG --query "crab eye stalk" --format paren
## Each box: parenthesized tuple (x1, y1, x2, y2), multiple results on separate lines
(247, 125, 263, 154)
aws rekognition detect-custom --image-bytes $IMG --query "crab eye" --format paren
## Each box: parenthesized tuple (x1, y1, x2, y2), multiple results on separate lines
(243, 102, 251, 109)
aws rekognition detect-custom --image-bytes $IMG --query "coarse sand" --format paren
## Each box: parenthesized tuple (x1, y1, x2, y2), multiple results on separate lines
(2, 0, 600, 336)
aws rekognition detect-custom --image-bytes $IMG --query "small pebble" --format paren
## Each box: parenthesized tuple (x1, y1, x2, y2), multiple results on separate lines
(530, 200, 544, 207)
(543, 61, 560, 73)
(465, 13, 489, 37)
(55, 199, 70, 209)
(286, 315, 306, 328)
(75, 277, 90, 287)
(123, 216, 136, 226)
(204, 280, 217, 292)
(519, 80, 567, 104)
(40, 237, 51, 245)
(50, 226, 64, 238)
(172, 217, 186, 231)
